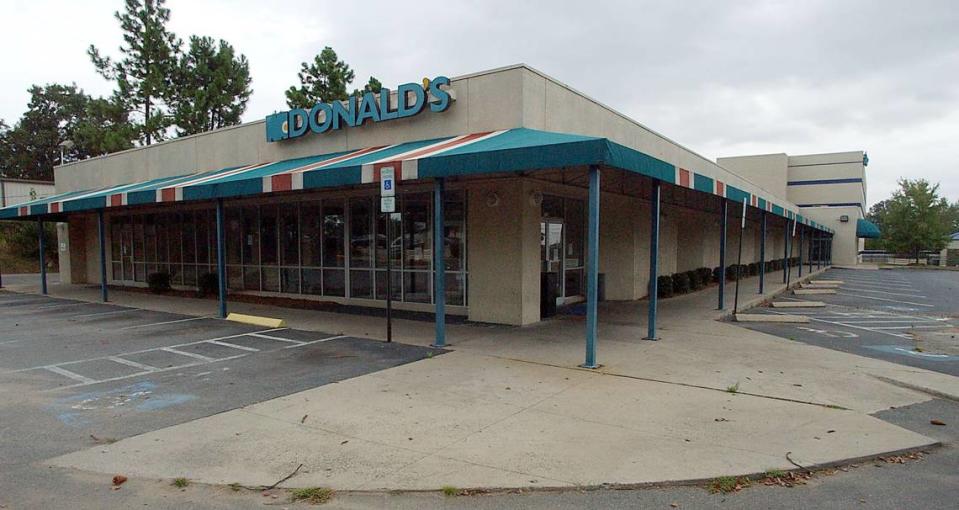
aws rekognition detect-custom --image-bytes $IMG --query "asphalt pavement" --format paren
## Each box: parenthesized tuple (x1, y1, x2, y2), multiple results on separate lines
(738, 268, 959, 377)
(0, 290, 440, 509)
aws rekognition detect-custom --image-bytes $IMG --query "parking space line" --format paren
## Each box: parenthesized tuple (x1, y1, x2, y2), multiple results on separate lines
(45, 366, 97, 384)
(34, 302, 95, 311)
(283, 334, 348, 348)
(161, 347, 216, 362)
(841, 287, 927, 298)
(835, 293, 934, 307)
(120, 316, 210, 330)
(768, 311, 913, 339)
(72, 308, 138, 319)
(206, 340, 260, 352)
(247, 333, 305, 344)
(870, 325, 952, 330)
(107, 356, 157, 372)
(51, 354, 250, 391)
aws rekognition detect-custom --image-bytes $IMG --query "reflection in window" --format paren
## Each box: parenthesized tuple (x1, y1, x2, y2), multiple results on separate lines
(322, 201, 345, 267)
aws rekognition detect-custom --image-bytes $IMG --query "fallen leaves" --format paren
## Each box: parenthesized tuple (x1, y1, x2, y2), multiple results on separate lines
(761, 471, 811, 488)
(930, 419, 946, 426)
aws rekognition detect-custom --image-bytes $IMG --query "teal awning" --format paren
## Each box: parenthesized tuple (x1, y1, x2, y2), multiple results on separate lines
(0, 128, 834, 234)
(857, 218, 881, 238)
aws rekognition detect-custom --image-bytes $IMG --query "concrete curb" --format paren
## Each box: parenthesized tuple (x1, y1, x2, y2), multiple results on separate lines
(872, 375, 959, 403)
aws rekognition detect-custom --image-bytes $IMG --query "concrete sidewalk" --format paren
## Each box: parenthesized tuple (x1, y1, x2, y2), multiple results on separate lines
(8, 269, 959, 490)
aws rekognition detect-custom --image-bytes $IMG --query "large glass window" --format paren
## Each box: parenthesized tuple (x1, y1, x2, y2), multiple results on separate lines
(106, 189, 467, 307)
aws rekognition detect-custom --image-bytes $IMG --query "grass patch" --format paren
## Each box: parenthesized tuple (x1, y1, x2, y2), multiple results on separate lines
(228, 482, 241, 492)
(291, 487, 333, 504)
(172, 477, 190, 488)
(441, 485, 461, 496)
(764, 469, 786, 479)
(709, 475, 750, 494)
(726, 382, 740, 394)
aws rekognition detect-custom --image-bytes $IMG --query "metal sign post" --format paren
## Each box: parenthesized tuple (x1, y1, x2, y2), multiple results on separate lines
(380, 168, 396, 343)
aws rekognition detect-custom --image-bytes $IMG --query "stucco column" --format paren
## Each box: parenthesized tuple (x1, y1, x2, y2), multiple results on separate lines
(467, 178, 540, 325)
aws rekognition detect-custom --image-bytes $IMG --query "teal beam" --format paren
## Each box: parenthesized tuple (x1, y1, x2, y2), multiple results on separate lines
(215, 198, 228, 318)
(644, 179, 660, 341)
(432, 178, 447, 348)
(98, 210, 108, 302)
(718, 199, 727, 309)
(759, 211, 766, 294)
(38, 218, 47, 295)
(582, 165, 600, 368)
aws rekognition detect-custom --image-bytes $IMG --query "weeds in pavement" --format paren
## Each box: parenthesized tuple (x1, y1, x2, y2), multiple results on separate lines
(442, 485, 461, 496)
(764, 469, 786, 479)
(228, 482, 241, 492)
(291, 487, 333, 504)
(726, 382, 740, 394)
(709, 475, 749, 493)
(172, 477, 190, 488)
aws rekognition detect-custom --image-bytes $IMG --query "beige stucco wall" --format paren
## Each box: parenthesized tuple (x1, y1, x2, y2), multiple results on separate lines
(1, 180, 55, 207)
(716, 154, 788, 200)
(800, 205, 861, 265)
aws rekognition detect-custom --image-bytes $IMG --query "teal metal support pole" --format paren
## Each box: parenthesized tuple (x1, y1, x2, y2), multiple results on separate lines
(215, 198, 227, 319)
(38, 218, 47, 295)
(759, 211, 766, 294)
(817, 232, 822, 270)
(718, 199, 727, 310)
(798, 225, 804, 278)
(432, 178, 446, 348)
(645, 179, 660, 341)
(782, 219, 789, 284)
(582, 165, 600, 368)
(97, 210, 108, 302)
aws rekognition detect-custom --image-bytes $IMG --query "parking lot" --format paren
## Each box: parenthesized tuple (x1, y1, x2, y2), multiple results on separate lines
(739, 268, 959, 376)
(0, 290, 441, 508)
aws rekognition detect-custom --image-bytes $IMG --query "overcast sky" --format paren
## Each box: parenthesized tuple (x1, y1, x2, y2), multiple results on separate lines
(2, 0, 957, 206)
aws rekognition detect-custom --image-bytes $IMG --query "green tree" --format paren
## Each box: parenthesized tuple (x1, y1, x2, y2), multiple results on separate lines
(864, 199, 890, 250)
(0, 84, 134, 180)
(171, 36, 253, 136)
(89, 0, 181, 145)
(882, 179, 953, 262)
(352, 76, 383, 99)
(285, 47, 355, 109)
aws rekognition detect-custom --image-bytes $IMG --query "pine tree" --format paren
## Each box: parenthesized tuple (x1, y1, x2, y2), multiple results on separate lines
(0, 84, 134, 180)
(352, 76, 384, 99)
(171, 36, 253, 136)
(285, 47, 355, 109)
(88, 0, 181, 145)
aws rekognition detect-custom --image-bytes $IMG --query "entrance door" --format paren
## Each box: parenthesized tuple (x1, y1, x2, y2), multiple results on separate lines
(541, 219, 564, 302)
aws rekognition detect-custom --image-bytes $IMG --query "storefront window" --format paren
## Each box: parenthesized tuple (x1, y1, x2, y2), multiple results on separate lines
(106, 189, 467, 307)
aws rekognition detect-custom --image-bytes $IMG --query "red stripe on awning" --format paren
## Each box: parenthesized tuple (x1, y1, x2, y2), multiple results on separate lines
(716, 181, 725, 197)
(49, 202, 60, 213)
(679, 168, 691, 188)
(372, 162, 402, 182)
(271, 173, 292, 192)
(110, 194, 123, 207)
(161, 188, 176, 202)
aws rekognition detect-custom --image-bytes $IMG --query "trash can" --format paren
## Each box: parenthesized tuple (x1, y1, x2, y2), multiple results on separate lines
(540, 272, 558, 318)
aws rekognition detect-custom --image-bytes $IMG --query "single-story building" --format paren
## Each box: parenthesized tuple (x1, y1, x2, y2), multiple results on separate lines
(2, 64, 870, 365)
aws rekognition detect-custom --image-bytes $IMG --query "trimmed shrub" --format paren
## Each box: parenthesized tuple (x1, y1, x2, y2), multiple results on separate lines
(748, 262, 759, 276)
(198, 272, 218, 297)
(698, 267, 713, 285)
(712, 266, 723, 283)
(725, 265, 738, 281)
(686, 269, 704, 291)
(657, 275, 674, 298)
(672, 272, 691, 294)
(147, 272, 171, 293)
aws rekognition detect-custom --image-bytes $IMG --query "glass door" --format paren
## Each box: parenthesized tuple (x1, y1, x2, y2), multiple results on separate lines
(541, 219, 564, 302)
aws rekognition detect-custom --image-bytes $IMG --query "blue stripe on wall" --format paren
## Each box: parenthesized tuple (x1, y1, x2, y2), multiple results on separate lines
(797, 202, 863, 208)
(787, 178, 863, 186)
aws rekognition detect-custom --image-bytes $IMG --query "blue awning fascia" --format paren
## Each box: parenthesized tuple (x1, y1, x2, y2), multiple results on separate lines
(856, 218, 880, 238)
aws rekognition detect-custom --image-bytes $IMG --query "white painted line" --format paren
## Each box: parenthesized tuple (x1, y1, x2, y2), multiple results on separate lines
(893, 347, 950, 358)
(835, 293, 934, 308)
(768, 311, 913, 339)
(107, 356, 157, 372)
(841, 287, 927, 298)
(48, 354, 249, 391)
(836, 280, 915, 289)
(72, 308, 138, 319)
(869, 325, 952, 330)
(10, 327, 289, 374)
(35, 302, 93, 311)
(45, 366, 97, 384)
(206, 340, 259, 352)
(120, 316, 209, 330)
(247, 332, 305, 344)
(161, 347, 216, 362)
(282, 335, 348, 348)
